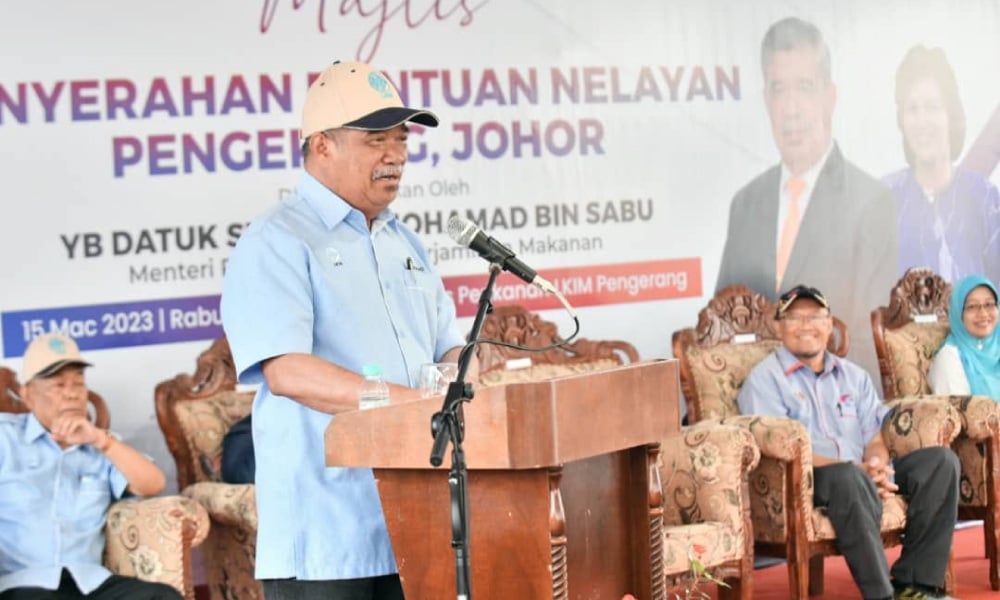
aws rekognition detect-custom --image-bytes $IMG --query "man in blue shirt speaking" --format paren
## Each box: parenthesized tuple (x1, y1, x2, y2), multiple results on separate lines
(0, 333, 175, 599)
(737, 286, 959, 600)
(221, 61, 473, 600)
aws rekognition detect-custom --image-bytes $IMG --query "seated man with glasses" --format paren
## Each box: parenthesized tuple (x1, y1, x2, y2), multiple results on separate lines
(738, 285, 960, 600)
(928, 274, 999, 399)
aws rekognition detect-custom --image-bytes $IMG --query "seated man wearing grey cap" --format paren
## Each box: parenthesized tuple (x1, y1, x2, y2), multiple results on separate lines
(221, 61, 474, 600)
(0, 333, 175, 599)
(737, 286, 959, 600)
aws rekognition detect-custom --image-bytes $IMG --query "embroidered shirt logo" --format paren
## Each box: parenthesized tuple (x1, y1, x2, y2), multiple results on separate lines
(325, 247, 344, 266)
(837, 394, 857, 417)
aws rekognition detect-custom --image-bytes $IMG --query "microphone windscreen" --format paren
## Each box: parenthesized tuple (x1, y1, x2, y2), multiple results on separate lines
(447, 216, 477, 247)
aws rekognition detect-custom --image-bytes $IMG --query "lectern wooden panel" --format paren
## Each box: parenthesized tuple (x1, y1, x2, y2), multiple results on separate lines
(326, 360, 680, 600)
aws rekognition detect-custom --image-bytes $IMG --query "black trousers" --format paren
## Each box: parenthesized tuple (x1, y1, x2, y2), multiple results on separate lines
(0, 569, 182, 600)
(262, 575, 404, 600)
(813, 446, 959, 600)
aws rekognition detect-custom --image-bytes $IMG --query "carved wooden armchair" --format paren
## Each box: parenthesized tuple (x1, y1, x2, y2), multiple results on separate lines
(660, 422, 760, 600)
(0, 367, 210, 600)
(154, 337, 260, 600)
(872, 267, 1000, 590)
(480, 305, 759, 598)
(672, 285, 962, 598)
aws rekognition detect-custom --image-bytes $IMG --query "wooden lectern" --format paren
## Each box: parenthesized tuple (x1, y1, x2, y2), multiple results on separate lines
(326, 360, 680, 600)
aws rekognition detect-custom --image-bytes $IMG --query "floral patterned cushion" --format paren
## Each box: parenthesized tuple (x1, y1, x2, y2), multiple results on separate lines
(951, 395, 1000, 441)
(659, 424, 760, 578)
(955, 437, 988, 506)
(719, 415, 816, 544)
(683, 341, 781, 419)
(104, 495, 210, 600)
(173, 391, 255, 483)
(477, 359, 621, 387)
(883, 322, 949, 396)
(883, 396, 961, 458)
(949, 395, 1000, 507)
(810, 495, 907, 541)
(183, 482, 257, 529)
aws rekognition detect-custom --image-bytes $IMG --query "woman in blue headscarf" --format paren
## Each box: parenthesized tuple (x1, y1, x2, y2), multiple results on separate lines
(928, 274, 1000, 398)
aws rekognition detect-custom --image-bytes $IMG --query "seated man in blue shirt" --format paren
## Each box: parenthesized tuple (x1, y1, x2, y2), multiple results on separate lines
(737, 286, 959, 600)
(0, 333, 176, 600)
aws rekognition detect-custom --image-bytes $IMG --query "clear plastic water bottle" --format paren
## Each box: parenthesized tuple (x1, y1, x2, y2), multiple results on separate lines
(358, 364, 390, 410)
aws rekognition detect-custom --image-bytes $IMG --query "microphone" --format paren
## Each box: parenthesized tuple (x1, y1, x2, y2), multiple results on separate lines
(447, 216, 556, 294)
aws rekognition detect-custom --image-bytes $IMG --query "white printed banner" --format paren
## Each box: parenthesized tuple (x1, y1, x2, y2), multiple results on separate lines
(2, 0, 997, 481)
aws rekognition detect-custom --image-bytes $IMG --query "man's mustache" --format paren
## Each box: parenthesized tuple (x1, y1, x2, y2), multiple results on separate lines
(372, 166, 403, 180)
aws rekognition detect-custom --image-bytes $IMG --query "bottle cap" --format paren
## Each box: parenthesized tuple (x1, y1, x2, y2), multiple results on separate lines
(362, 364, 383, 377)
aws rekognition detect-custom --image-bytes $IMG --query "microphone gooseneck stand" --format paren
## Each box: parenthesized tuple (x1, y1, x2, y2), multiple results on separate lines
(429, 263, 500, 600)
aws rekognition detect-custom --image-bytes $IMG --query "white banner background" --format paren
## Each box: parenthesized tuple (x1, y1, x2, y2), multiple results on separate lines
(2, 0, 998, 488)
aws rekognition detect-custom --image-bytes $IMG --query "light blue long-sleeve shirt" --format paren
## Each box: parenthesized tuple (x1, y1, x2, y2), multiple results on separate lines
(0, 413, 127, 593)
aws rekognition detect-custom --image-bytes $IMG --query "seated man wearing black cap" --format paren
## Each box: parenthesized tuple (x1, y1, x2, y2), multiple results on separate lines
(737, 286, 959, 600)
(0, 333, 176, 600)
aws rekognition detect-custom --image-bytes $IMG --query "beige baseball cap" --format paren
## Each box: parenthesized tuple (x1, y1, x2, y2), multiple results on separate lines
(301, 61, 439, 138)
(22, 333, 92, 382)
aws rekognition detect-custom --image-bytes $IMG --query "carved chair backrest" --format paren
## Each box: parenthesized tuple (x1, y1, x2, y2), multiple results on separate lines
(871, 267, 952, 399)
(475, 305, 639, 381)
(673, 285, 849, 422)
(154, 337, 250, 489)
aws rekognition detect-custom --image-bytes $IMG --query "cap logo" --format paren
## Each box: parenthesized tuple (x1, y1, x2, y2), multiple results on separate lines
(367, 72, 394, 98)
(48, 337, 67, 355)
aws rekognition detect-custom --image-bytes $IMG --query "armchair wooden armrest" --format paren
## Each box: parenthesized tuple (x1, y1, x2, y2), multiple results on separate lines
(104, 495, 210, 600)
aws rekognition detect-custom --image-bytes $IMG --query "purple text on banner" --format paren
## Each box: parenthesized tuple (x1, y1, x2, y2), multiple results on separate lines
(2, 295, 223, 358)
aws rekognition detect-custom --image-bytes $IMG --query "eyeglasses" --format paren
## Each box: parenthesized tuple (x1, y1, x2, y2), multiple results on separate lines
(780, 314, 830, 326)
(964, 301, 998, 314)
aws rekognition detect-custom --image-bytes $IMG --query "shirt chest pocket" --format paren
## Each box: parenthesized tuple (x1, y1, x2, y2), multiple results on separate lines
(73, 474, 112, 528)
(837, 395, 858, 418)
(404, 266, 434, 292)
(403, 269, 438, 322)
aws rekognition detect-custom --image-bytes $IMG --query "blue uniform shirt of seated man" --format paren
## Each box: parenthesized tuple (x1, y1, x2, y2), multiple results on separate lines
(737, 285, 959, 600)
(0, 333, 175, 600)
